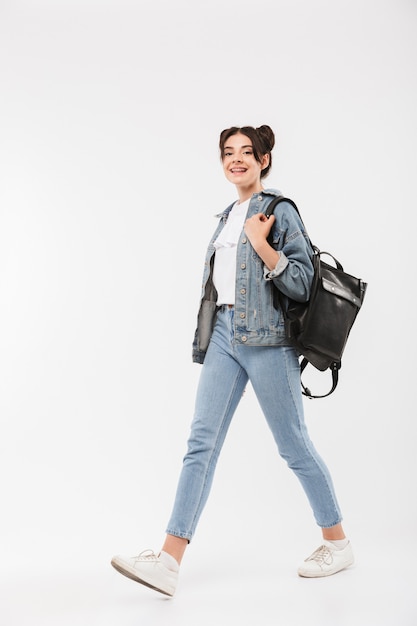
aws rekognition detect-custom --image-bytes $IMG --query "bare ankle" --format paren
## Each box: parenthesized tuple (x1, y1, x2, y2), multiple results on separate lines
(161, 535, 188, 565)
(322, 523, 346, 541)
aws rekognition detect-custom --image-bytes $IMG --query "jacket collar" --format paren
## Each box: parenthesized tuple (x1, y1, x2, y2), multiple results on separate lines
(214, 188, 282, 219)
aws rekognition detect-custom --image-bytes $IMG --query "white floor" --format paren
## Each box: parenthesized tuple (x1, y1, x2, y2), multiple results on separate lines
(2, 539, 416, 626)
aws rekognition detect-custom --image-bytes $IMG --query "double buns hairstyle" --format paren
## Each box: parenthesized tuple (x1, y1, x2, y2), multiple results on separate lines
(219, 125, 275, 179)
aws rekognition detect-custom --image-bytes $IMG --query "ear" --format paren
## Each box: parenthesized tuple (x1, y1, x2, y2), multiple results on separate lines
(261, 153, 270, 170)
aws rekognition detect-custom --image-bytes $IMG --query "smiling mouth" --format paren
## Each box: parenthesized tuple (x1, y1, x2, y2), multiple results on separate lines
(230, 168, 247, 173)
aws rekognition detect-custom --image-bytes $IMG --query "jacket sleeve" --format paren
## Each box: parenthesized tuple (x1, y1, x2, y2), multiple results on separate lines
(263, 201, 314, 302)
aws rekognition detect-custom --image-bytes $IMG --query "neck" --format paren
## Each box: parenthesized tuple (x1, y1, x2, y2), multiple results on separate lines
(236, 183, 263, 203)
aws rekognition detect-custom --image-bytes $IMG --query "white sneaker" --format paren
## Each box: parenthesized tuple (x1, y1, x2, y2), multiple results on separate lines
(111, 550, 179, 596)
(297, 541, 354, 578)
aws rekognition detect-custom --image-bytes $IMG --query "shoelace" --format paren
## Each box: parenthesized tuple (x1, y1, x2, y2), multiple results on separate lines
(133, 549, 159, 562)
(305, 545, 334, 565)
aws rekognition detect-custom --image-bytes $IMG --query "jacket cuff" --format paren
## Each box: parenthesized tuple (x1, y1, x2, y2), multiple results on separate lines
(263, 252, 289, 280)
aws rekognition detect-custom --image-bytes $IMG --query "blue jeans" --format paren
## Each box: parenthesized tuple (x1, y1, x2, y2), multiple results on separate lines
(166, 307, 342, 541)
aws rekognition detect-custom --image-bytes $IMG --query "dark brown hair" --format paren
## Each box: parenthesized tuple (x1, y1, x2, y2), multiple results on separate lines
(219, 125, 275, 178)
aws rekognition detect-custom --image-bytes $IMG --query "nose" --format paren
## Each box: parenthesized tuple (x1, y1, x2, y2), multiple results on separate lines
(233, 154, 243, 162)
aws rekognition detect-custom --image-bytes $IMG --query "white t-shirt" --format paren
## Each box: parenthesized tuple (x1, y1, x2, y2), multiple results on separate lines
(213, 199, 250, 305)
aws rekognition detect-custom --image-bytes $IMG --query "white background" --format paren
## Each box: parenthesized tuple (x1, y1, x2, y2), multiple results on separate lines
(0, 0, 416, 624)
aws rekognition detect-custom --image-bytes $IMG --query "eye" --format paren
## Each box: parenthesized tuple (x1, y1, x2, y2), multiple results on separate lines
(243, 150, 253, 155)
(224, 151, 233, 157)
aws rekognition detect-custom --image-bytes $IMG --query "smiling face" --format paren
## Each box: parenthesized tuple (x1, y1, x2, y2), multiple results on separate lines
(221, 133, 269, 197)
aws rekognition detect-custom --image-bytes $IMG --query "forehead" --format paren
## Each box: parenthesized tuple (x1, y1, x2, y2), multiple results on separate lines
(224, 133, 253, 149)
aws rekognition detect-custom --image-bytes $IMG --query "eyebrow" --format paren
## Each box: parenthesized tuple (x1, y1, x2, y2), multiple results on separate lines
(224, 144, 253, 150)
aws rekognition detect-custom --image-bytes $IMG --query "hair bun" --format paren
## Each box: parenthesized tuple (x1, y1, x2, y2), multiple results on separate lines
(256, 125, 275, 152)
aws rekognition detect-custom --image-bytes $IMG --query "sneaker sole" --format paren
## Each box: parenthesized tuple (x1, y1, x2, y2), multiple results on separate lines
(110, 558, 175, 596)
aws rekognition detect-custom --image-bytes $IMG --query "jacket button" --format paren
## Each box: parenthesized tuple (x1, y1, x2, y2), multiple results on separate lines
(240, 288, 246, 295)
(258, 196, 262, 201)
(242, 237, 247, 244)
(240, 312, 245, 319)
(241, 335, 247, 342)
(241, 263, 246, 270)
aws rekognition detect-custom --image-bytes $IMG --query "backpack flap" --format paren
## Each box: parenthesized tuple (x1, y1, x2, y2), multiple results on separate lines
(321, 277, 364, 307)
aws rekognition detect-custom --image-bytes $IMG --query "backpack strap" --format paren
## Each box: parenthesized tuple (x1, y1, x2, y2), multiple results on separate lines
(300, 359, 340, 399)
(264, 195, 303, 221)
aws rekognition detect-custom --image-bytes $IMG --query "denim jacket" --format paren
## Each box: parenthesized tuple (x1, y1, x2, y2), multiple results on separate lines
(192, 189, 314, 364)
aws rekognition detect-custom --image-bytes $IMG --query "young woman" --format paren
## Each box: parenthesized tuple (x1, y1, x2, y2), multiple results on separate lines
(111, 125, 354, 596)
